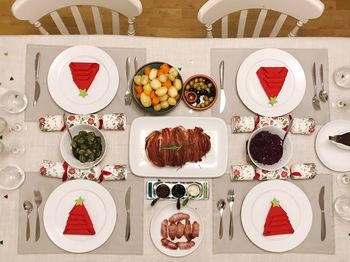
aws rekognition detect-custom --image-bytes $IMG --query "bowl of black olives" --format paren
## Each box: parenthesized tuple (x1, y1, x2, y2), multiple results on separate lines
(60, 125, 106, 169)
(182, 74, 218, 111)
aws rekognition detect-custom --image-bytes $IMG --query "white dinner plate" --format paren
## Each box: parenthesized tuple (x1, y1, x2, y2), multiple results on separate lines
(241, 180, 312, 252)
(43, 180, 116, 253)
(316, 119, 350, 171)
(237, 48, 306, 117)
(150, 204, 203, 257)
(129, 117, 228, 178)
(48, 45, 118, 114)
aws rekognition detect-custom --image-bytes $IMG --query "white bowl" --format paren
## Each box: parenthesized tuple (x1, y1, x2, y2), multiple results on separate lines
(60, 125, 106, 169)
(247, 126, 293, 171)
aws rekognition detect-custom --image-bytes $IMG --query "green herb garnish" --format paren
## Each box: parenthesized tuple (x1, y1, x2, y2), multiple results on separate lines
(161, 145, 183, 152)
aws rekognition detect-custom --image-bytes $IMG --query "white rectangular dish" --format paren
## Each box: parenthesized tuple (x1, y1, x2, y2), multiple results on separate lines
(129, 117, 228, 178)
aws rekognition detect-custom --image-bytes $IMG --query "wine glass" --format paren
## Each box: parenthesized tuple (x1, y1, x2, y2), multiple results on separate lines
(0, 140, 25, 157)
(0, 164, 25, 190)
(0, 90, 28, 114)
(0, 117, 27, 135)
(334, 195, 350, 221)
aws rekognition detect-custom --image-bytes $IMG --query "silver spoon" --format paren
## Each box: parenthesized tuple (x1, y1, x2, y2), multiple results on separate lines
(282, 117, 293, 146)
(217, 199, 226, 239)
(23, 200, 33, 241)
(319, 64, 328, 102)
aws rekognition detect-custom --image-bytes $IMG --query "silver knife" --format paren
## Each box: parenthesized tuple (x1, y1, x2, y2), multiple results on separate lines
(125, 186, 131, 241)
(134, 57, 138, 73)
(33, 52, 41, 106)
(219, 60, 226, 113)
(319, 186, 326, 241)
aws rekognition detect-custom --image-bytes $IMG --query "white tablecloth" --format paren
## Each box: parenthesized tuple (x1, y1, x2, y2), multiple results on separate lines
(0, 35, 350, 262)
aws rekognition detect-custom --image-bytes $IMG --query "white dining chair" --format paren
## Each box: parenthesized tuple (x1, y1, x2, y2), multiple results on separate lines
(11, 0, 143, 35)
(197, 0, 324, 38)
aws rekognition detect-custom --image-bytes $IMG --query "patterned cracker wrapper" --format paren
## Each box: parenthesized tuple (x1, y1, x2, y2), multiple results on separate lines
(290, 163, 317, 179)
(66, 114, 101, 129)
(255, 166, 290, 180)
(231, 116, 255, 133)
(39, 115, 65, 132)
(65, 165, 102, 181)
(101, 165, 127, 181)
(255, 116, 291, 131)
(231, 165, 255, 180)
(40, 160, 65, 178)
(102, 113, 126, 130)
(290, 118, 316, 135)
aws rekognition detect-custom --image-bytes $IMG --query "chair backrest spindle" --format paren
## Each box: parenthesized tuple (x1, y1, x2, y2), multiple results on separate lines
(252, 9, 268, 38)
(91, 6, 103, 34)
(112, 11, 120, 35)
(70, 6, 87, 34)
(237, 10, 248, 38)
(50, 11, 69, 34)
(269, 13, 287, 37)
(221, 15, 228, 38)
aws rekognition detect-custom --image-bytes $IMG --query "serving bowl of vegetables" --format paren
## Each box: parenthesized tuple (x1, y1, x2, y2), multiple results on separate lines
(60, 125, 106, 169)
(182, 74, 218, 111)
(132, 62, 183, 114)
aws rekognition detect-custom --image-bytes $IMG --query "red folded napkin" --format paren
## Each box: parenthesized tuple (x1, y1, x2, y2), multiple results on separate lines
(69, 62, 100, 97)
(263, 198, 294, 236)
(63, 196, 96, 235)
(256, 67, 288, 106)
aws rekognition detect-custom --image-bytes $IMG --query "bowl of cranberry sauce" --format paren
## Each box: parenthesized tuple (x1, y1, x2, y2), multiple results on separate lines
(247, 126, 293, 171)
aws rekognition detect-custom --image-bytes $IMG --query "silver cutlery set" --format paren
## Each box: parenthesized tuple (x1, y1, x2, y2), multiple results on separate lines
(312, 62, 328, 110)
(217, 189, 235, 239)
(23, 190, 42, 241)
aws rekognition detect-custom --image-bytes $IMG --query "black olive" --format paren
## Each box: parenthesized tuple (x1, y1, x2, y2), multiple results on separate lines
(196, 99, 200, 104)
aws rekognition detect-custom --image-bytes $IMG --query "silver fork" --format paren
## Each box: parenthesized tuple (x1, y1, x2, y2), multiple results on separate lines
(124, 56, 132, 105)
(227, 189, 235, 240)
(312, 62, 321, 110)
(34, 190, 42, 241)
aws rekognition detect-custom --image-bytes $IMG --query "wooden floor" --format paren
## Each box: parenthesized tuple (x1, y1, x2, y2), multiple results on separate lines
(1, 0, 350, 37)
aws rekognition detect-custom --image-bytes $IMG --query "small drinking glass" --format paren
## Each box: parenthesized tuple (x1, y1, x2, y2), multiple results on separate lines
(331, 99, 350, 110)
(0, 164, 25, 190)
(334, 67, 350, 88)
(337, 174, 350, 187)
(0, 90, 28, 114)
(334, 195, 350, 221)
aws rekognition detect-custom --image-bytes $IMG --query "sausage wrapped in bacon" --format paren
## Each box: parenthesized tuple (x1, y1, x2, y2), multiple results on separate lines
(161, 238, 177, 250)
(177, 241, 195, 250)
(169, 212, 190, 223)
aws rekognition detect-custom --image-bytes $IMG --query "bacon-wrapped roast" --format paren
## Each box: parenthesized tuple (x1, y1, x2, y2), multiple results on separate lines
(145, 126, 211, 167)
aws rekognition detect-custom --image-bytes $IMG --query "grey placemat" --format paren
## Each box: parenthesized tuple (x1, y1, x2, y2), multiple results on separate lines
(25, 44, 147, 123)
(18, 173, 144, 254)
(211, 49, 330, 124)
(212, 174, 334, 254)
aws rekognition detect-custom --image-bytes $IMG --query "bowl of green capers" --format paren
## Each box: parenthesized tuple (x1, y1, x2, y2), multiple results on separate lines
(60, 125, 106, 169)
(182, 74, 218, 111)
